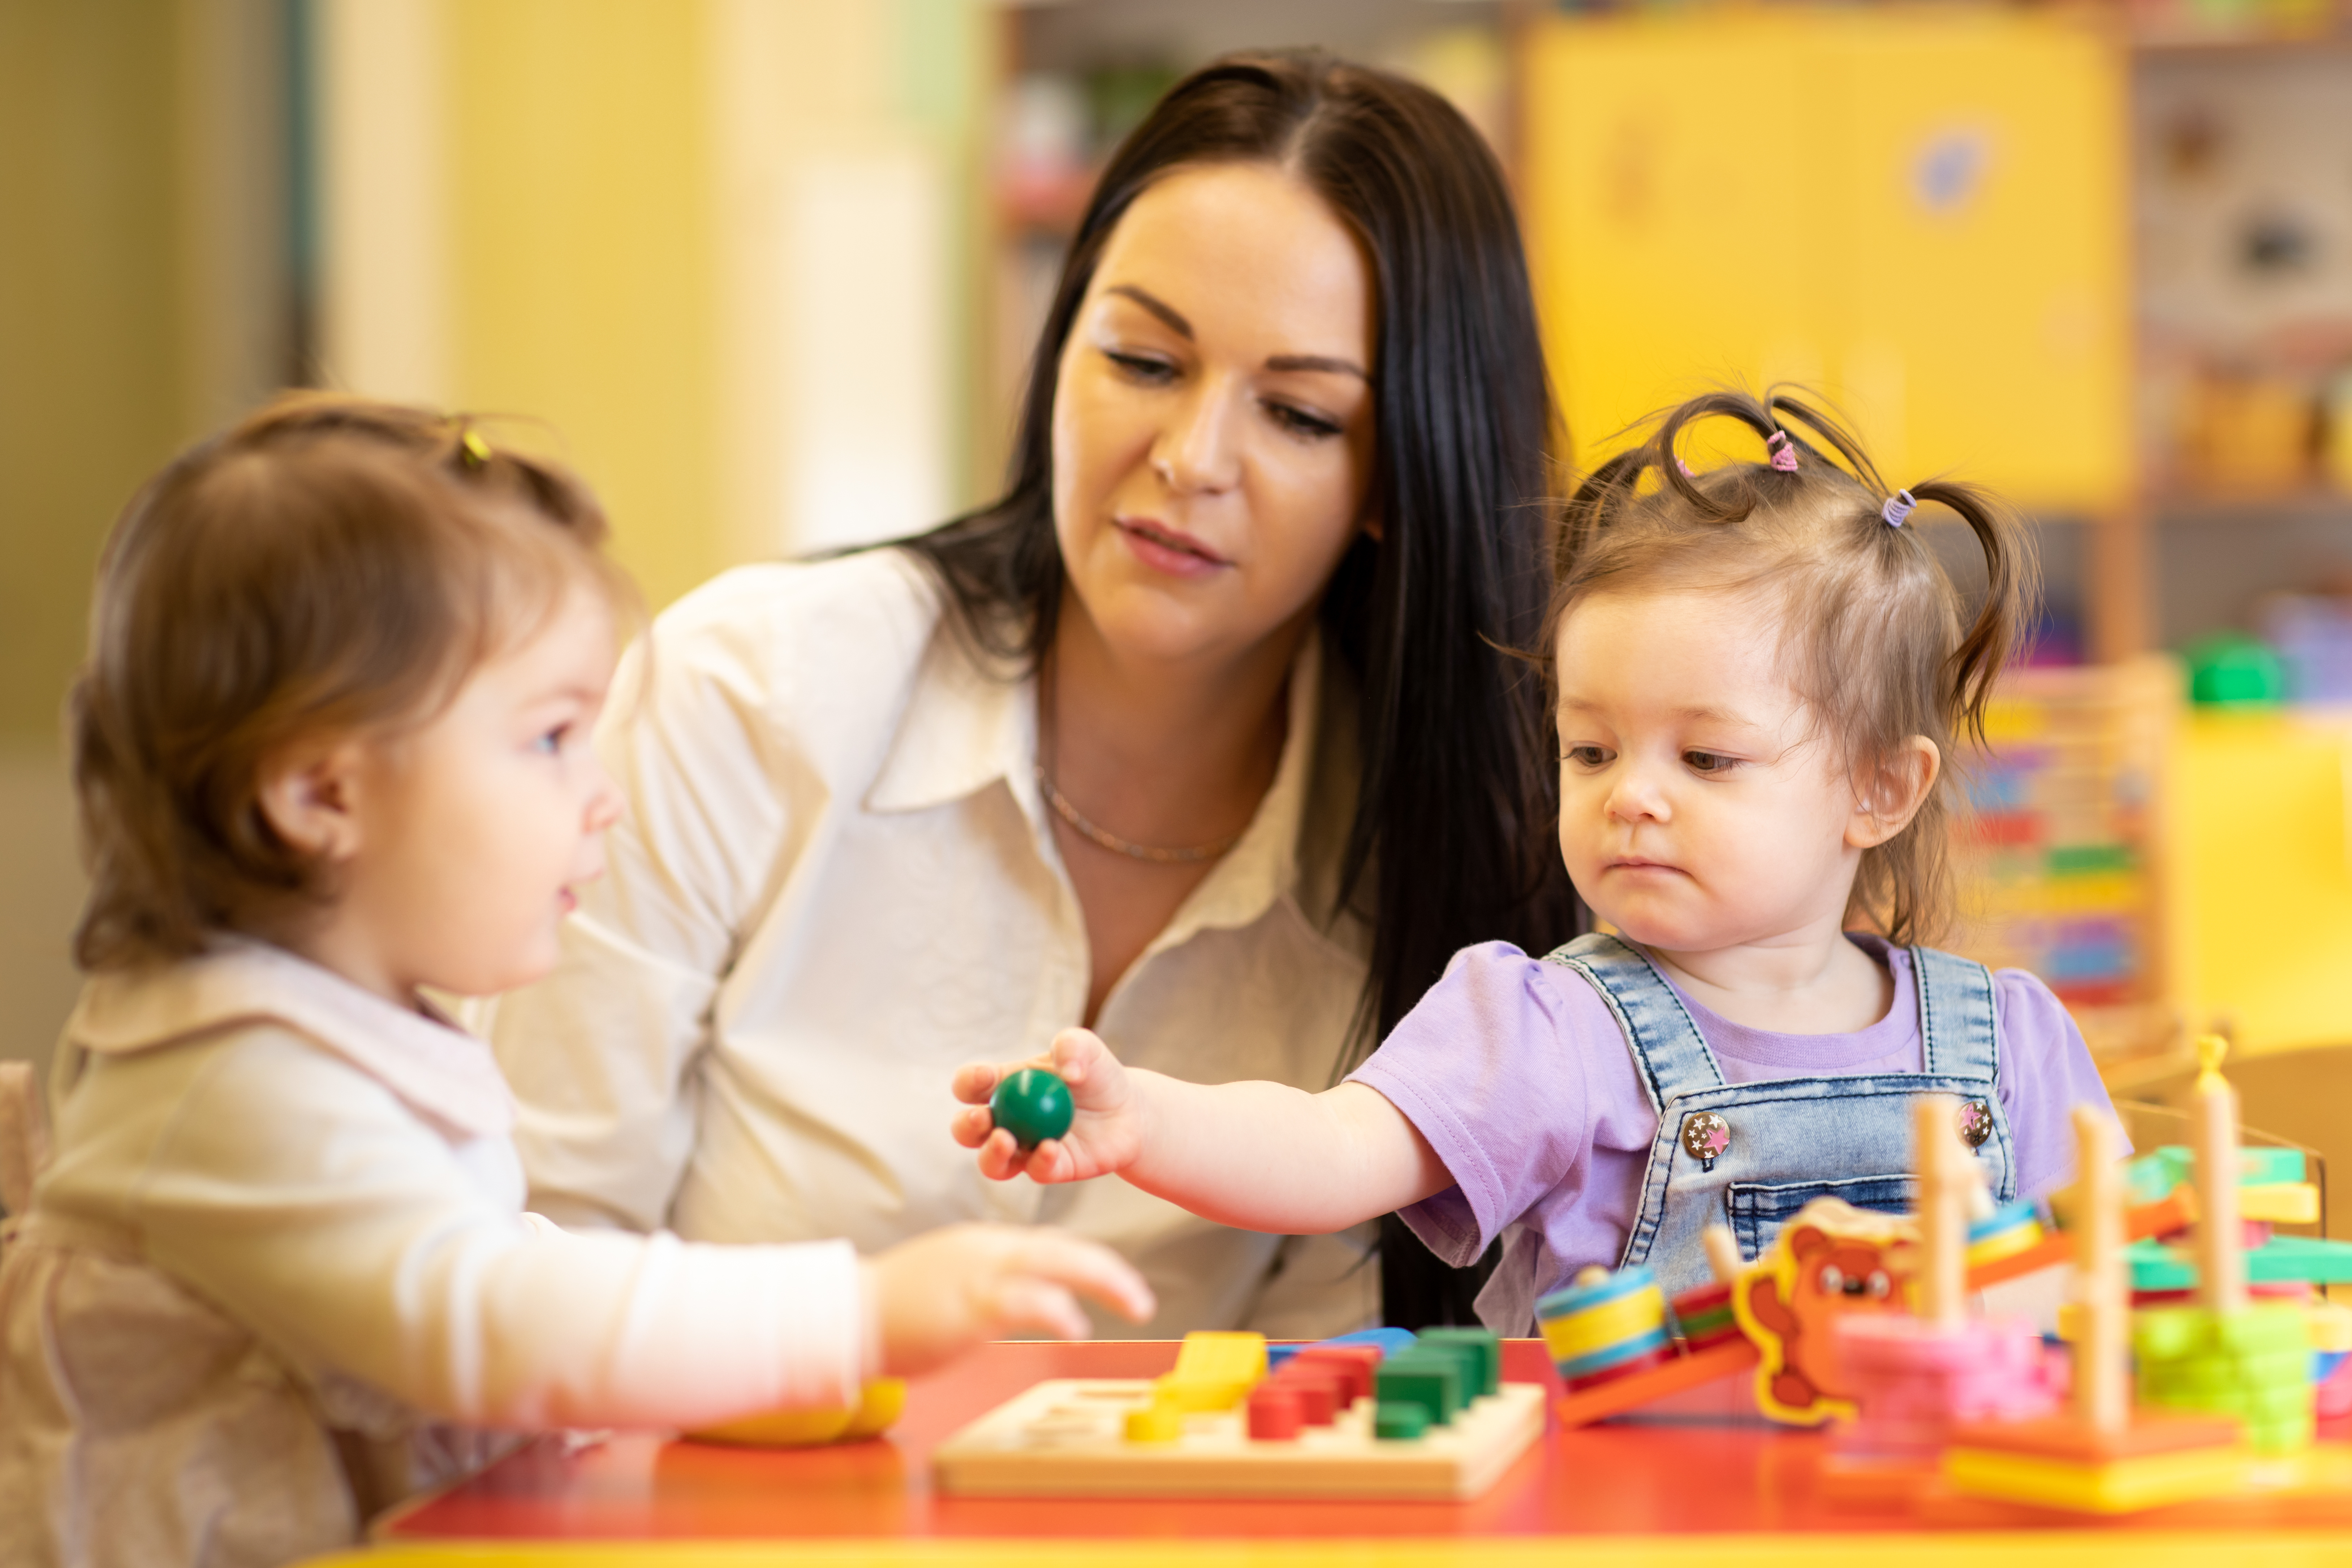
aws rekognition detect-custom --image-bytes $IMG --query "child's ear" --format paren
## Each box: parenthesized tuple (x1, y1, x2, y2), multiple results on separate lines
(1846, 736, 1940, 850)
(257, 740, 370, 864)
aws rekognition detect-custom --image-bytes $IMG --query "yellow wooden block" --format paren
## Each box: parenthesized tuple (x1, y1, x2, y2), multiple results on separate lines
(1944, 1442, 2252, 1513)
(1147, 1331, 1269, 1414)
(682, 1378, 905, 1448)
(2241, 1183, 2320, 1225)
(1123, 1403, 1185, 1443)
(685, 1405, 853, 1448)
(2308, 1302, 2352, 1356)
(1147, 1376, 1256, 1414)
(842, 1378, 907, 1439)
(1169, 1331, 1267, 1386)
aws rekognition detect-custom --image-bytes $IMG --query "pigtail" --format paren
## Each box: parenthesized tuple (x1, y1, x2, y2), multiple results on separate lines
(1554, 448, 1646, 580)
(1765, 391, 1889, 496)
(1907, 480, 2038, 749)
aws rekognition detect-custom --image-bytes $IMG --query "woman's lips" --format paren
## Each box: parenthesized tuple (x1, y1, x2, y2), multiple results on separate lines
(1114, 518, 1230, 579)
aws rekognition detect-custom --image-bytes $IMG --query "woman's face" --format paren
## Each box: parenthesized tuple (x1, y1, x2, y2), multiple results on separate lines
(1051, 161, 1378, 669)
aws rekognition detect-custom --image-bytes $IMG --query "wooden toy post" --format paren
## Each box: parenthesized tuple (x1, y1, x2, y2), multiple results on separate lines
(1914, 1096, 1968, 1328)
(1703, 1225, 1744, 1286)
(2195, 1034, 2245, 1316)
(2072, 1104, 2127, 1436)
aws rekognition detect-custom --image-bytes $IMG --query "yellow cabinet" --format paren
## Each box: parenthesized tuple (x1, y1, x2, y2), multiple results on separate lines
(2173, 711, 2352, 1057)
(1522, 9, 2131, 512)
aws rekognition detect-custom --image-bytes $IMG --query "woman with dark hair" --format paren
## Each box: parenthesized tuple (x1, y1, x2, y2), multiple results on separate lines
(489, 50, 1577, 1332)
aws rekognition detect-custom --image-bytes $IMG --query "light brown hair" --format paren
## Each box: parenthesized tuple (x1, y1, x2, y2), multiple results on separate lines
(1546, 388, 2038, 945)
(70, 392, 630, 970)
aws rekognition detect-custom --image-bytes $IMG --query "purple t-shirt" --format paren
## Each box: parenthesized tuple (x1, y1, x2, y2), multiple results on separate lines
(1347, 935, 2122, 1335)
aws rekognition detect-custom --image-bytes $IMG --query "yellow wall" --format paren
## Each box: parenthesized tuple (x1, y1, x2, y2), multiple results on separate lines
(0, 2, 185, 741)
(445, 2, 721, 613)
(1522, 10, 2131, 511)
(318, 0, 990, 611)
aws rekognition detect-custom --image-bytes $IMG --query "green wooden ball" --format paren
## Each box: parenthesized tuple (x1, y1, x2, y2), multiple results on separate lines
(990, 1068, 1074, 1151)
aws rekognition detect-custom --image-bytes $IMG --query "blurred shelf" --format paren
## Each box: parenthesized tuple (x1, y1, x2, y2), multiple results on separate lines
(2129, 25, 2351, 52)
(2151, 489, 2352, 524)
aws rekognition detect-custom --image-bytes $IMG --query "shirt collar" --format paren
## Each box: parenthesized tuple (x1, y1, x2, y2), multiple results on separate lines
(65, 939, 517, 1139)
(864, 622, 1330, 941)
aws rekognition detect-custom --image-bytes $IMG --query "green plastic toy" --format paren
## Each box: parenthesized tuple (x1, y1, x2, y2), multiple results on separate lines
(990, 1067, 1075, 1151)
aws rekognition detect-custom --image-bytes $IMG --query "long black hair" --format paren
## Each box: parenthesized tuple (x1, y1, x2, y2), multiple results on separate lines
(897, 51, 1580, 1326)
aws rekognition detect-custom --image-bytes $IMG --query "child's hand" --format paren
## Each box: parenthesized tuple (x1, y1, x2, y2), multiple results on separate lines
(950, 1028, 1142, 1184)
(862, 1223, 1155, 1377)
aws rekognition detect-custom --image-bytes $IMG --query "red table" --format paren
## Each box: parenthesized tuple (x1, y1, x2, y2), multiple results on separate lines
(342, 1339, 2352, 1566)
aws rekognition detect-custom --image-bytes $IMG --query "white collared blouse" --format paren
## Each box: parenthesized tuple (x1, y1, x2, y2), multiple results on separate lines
(0, 940, 864, 1567)
(486, 547, 1381, 1337)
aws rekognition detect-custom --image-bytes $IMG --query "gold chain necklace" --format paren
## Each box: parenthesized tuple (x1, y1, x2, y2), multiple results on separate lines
(1033, 763, 1245, 865)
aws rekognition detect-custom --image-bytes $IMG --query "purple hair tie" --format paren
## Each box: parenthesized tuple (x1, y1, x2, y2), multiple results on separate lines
(1766, 430, 1799, 473)
(1882, 488, 1917, 528)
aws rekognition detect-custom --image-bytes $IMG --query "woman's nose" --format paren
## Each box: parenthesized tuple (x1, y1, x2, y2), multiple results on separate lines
(1150, 378, 1242, 494)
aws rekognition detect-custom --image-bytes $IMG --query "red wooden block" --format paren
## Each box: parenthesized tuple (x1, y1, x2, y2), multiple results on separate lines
(1268, 1368, 1344, 1425)
(1292, 1346, 1380, 1407)
(1246, 1386, 1303, 1440)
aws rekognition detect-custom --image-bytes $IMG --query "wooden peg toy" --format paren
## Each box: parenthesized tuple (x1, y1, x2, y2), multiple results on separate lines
(1942, 1100, 2253, 1513)
(2131, 1037, 2315, 1454)
(1825, 1097, 2055, 1500)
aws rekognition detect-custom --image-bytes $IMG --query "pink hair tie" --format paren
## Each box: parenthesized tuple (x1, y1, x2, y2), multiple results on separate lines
(1676, 457, 1695, 478)
(1765, 430, 1799, 473)
(1882, 489, 1917, 528)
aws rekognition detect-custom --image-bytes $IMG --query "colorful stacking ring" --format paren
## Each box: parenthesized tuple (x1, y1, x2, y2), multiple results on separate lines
(1668, 1280, 1741, 1350)
(1964, 1199, 2043, 1270)
(1538, 1266, 1673, 1386)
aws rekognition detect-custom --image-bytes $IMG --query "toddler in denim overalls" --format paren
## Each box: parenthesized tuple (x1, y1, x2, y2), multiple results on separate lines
(955, 389, 2124, 1333)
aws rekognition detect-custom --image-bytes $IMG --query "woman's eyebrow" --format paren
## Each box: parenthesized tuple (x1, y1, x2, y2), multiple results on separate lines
(1104, 284, 1367, 380)
(1266, 353, 1368, 380)
(1105, 284, 1192, 339)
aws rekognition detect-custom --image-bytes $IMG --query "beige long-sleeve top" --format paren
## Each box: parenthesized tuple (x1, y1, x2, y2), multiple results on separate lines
(485, 547, 1380, 1338)
(0, 940, 863, 1568)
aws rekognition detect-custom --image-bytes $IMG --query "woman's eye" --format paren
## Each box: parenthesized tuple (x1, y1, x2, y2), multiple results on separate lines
(1265, 401, 1342, 440)
(1564, 745, 1611, 767)
(1684, 750, 1736, 774)
(1104, 349, 1177, 385)
(534, 725, 570, 756)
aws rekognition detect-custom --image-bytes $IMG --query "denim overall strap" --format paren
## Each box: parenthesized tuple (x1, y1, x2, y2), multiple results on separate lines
(1542, 932, 1724, 1113)
(1909, 943, 2017, 1197)
(1546, 935, 2017, 1297)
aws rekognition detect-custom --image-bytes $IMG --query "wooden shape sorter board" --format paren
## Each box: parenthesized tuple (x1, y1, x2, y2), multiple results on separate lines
(932, 1378, 1547, 1500)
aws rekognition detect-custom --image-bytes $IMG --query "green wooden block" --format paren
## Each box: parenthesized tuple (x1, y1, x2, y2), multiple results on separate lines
(1375, 1354, 1462, 1426)
(1373, 1401, 1430, 1440)
(2215, 1304, 2311, 1354)
(1415, 1328, 1500, 1398)
(2247, 1412, 2314, 1455)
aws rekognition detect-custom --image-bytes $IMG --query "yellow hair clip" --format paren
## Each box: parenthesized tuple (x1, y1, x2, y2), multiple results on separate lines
(459, 429, 491, 469)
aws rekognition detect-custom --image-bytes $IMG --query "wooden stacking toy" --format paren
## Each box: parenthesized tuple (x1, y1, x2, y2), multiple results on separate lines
(1828, 1097, 2058, 1481)
(1942, 1077, 2254, 1514)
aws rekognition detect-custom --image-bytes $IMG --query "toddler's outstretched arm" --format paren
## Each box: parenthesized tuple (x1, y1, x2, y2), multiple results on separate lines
(949, 1029, 1451, 1235)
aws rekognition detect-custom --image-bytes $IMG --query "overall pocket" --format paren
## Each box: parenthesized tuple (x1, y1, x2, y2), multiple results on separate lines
(1726, 1174, 1916, 1263)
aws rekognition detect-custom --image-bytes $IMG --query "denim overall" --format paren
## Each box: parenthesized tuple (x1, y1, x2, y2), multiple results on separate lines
(1545, 932, 2016, 1298)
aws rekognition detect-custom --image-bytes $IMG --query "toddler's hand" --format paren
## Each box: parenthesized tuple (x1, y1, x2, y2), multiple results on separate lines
(950, 1028, 1141, 1184)
(862, 1223, 1155, 1377)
